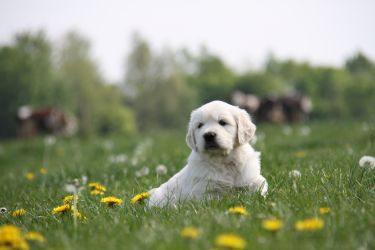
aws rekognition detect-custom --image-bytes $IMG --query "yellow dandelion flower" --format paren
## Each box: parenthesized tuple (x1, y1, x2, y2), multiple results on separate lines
(100, 196, 123, 206)
(12, 209, 27, 218)
(295, 217, 324, 231)
(88, 182, 106, 192)
(131, 192, 150, 204)
(90, 189, 105, 196)
(294, 151, 307, 158)
(39, 167, 48, 175)
(71, 209, 86, 220)
(0, 224, 29, 250)
(215, 233, 246, 249)
(63, 195, 79, 205)
(228, 206, 248, 216)
(52, 204, 71, 215)
(25, 231, 45, 243)
(25, 172, 34, 181)
(262, 218, 283, 232)
(319, 207, 330, 215)
(180, 227, 200, 239)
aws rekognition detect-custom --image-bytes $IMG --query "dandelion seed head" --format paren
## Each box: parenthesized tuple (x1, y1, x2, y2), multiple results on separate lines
(0, 207, 7, 214)
(135, 167, 149, 177)
(289, 170, 301, 178)
(155, 164, 168, 175)
(359, 156, 375, 169)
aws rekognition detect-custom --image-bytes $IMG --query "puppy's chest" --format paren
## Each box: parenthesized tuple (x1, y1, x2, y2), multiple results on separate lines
(208, 160, 244, 185)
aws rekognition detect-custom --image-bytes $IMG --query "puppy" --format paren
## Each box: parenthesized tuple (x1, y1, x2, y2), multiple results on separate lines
(148, 101, 268, 207)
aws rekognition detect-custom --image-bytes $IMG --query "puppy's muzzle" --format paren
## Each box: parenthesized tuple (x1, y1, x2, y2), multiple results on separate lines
(204, 132, 219, 149)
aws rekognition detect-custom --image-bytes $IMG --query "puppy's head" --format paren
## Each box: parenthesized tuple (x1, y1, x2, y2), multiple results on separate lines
(186, 101, 256, 154)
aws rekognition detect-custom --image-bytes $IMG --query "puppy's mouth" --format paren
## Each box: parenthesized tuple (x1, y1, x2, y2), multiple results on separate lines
(204, 141, 220, 150)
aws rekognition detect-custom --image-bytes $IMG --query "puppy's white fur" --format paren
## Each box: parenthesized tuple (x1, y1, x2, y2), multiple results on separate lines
(148, 101, 268, 207)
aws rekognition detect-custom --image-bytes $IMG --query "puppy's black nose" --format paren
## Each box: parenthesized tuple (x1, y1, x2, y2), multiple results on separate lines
(203, 132, 216, 142)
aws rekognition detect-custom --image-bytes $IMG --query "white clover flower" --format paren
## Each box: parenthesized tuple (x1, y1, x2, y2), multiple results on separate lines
(135, 166, 150, 177)
(283, 126, 292, 136)
(108, 154, 128, 164)
(289, 170, 301, 178)
(103, 140, 114, 151)
(44, 136, 56, 146)
(155, 164, 168, 175)
(359, 156, 375, 170)
(299, 126, 311, 136)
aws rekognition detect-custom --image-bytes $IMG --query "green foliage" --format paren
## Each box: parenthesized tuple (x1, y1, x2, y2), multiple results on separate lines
(124, 35, 197, 130)
(189, 49, 236, 103)
(0, 30, 136, 138)
(0, 31, 55, 137)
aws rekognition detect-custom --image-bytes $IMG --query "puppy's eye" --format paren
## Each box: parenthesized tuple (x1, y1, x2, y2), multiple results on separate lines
(219, 120, 227, 126)
(197, 123, 204, 129)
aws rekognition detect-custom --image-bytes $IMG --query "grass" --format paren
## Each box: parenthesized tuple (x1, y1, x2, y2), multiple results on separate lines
(0, 121, 374, 250)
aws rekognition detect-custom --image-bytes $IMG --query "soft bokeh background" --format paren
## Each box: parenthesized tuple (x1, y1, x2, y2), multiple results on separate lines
(1, 0, 375, 138)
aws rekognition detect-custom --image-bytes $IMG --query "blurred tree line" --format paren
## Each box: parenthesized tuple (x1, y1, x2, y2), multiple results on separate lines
(1, 30, 374, 138)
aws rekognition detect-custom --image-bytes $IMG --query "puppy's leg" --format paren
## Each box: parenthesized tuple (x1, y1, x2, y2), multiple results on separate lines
(148, 165, 189, 207)
(253, 175, 268, 197)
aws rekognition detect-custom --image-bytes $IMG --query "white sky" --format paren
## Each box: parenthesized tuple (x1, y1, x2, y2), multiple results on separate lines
(0, 0, 374, 83)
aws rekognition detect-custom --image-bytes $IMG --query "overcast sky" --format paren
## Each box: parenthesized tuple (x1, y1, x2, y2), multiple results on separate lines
(0, 0, 374, 82)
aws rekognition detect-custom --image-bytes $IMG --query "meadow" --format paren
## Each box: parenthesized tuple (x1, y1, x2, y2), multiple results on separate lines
(0, 121, 374, 250)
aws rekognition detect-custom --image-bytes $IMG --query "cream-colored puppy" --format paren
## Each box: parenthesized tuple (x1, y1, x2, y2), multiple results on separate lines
(148, 101, 268, 207)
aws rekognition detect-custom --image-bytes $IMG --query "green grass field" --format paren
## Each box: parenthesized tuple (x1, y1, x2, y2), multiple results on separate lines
(0, 122, 374, 250)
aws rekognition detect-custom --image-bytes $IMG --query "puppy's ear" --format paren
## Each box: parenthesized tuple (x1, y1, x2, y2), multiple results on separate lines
(186, 110, 197, 151)
(236, 109, 256, 145)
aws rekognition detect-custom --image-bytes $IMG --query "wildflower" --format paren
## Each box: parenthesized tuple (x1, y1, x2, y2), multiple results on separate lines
(283, 126, 292, 135)
(65, 178, 86, 194)
(215, 233, 246, 249)
(100, 196, 123, 206)
(108, 154, 128, 164)
(294, 151, 306, 158)
(91, 189, 105, 196)
(25, 172, 34, 181)
(25, 231, 45, 243)
(52, 204, 71, 215)
(103, 140, 114, 151)
(88, 182, 106, 192)
(228, 206, 248, 216)
(289, 170, 301, 178)
(131, 192, 150, 204)
(299, 126, 311, 136)
(0, 224, 29, 250)
(155, 164, 168, 175)
(180, 227, 200, 239)
(71, 208, 86, 220)
(39, 167, 48, 175)
(359, 156, 375, 170)
(295, 217, 324, 231)
(135, 167, 150, 177)
(0, 207, 7, 214)
(63, 195, 79, 205)
(44, 136, 56, 146)
(262, 219, 283, 232)
(12, 209, 26, 217)
(319, 207, 330, 215)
